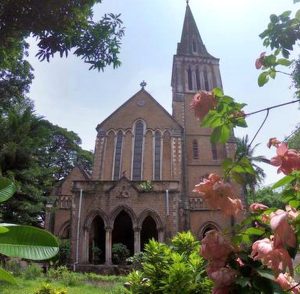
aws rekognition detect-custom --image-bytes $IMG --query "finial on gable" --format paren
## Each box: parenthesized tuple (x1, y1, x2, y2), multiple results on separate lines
(186, 0, 189, 5)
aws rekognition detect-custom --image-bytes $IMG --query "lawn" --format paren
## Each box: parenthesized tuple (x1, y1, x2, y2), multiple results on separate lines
(0, 266, 127, 294)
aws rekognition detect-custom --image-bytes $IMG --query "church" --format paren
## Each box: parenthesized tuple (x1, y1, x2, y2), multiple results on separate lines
(45, 3, 237, 267)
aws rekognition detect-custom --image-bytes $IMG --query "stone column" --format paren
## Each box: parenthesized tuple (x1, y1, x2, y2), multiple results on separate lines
(158, 229, 164, 243)
(134, 227, 141, 254)
(105, 227, 112, 265)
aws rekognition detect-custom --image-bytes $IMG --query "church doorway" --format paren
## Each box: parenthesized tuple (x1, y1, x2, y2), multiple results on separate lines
(112, 210, 134, 257)
(141, 216, 158, 250)
(89, 216, 105, 264)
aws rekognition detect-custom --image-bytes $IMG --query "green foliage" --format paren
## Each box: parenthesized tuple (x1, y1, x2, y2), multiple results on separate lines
(3, 258, 23, 277)
(249, 187, 284, 209)
(23, 263, 43, 280)
(34, 283, 67, 294)
(0, 266, 17, 284)
(0, 177, 16, 205)
(138, 181, 153, 192)
(0, 1, 124, 72)
(126, 232, 212, 294)
(47, 266, 81, 287)
(112, 243, 130, 265)
(287, 124, 300, 150)
(0, 102, 92, 225)
(0, 177, 59, 284)
(201, 88, 247, 143)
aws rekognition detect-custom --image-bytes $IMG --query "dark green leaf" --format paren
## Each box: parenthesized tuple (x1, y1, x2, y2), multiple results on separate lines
(258, 72, 269, 87)
(256, 268, 275, 281)
(0, 178, 16, 203)
(0, 224, 59, 260)
(277, 58, 292, 66)
(272, 175, 294, 189)
(244, 227, 265, 236)
(0, 267, 16, 284)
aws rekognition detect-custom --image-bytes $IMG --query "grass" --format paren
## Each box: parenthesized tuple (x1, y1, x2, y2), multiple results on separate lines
(0, 271, 127, 294)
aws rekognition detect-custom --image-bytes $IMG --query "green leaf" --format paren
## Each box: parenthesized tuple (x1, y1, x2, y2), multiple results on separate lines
(289, 200, 300, 208)
(277, 58, 292, 66)
(212, 87, 223, 97)
(211, 125, 231, 143)
(296, 9, 300, 20)
(258, 72, 269, 87)
(272, 175, 294, 189)
(256, 268, 275, 280)
(0, 178, 16, 203)
(0, 267, 16, 284)
(244, 227, 265, 236)
(0, 224, 59, 260)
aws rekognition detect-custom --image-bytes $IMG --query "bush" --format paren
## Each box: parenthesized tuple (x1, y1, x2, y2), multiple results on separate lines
(112, 243, 130, 265)
(125, 232, 212, 293)
(46, 266, 82, 287)
(4, 258, 23, 276)
(23, 263, 43, 280)
(34, 283, 67, 294)
(127, 252, 144, 270)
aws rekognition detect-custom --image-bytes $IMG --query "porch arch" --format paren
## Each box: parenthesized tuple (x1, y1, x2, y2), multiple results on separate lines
(198, 221, 221, 240)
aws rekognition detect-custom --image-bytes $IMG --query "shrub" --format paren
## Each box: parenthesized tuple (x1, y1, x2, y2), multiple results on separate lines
(125, 232, 212, 293)
(34, 283, 67, 294)
(127, 252, 144, 270)
(23, 263, 43, 280)
(112, 243, 130, 265)
(4, 259, 23, 276)
(47, 266, 82, 287)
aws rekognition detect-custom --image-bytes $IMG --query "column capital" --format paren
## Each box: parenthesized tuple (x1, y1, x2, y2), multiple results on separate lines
(105, 226, 113, 232)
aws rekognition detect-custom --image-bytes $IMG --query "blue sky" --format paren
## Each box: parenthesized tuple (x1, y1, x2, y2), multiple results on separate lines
(27, 0, 300, 185)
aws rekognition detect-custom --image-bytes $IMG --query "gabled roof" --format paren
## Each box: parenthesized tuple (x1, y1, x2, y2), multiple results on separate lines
(177, 3, 217, 59)
(96, 88, 183, 131)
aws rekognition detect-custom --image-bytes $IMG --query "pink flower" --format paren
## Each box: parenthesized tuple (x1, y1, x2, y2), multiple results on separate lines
(201, 230, 233, 261)
(209, 267, 236, 287)
(270, 209, 296, 249)
(190, 91, 216, 120)
(270, 142, 300, 175)
(251, 238, 293, 275)
(276, 273, 300, 293)
(255, 52, 266, 69)
(193, 173, 243, 216)
(249, 203, 269, 213)
(267, 137, 281, 148)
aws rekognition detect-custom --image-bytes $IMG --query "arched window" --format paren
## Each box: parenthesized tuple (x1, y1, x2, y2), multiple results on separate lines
(211, 143, 218, 160)
(187, 68, 193, 90)
(196, 68, 201, 90)
(204, 68, 209, 91)
(154, 131, 161, 180)
(192, 39, 197, 53)
(193, 140, 199, 159)
(113, 131, 123, 180)
(132, 121, 144, 180)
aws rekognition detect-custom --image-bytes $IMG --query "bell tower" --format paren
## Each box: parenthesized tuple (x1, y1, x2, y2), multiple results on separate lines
(172, 3, 233, 230)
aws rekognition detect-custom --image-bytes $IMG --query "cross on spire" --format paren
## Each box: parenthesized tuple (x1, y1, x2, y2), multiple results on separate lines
(140, 80, 147, 89)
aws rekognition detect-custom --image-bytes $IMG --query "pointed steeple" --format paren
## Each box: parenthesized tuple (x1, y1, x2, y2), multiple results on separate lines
(177, 3, 212, 57)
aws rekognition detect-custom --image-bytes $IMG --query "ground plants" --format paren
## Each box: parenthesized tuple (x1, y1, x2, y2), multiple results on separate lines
(125, 231, 212, 294)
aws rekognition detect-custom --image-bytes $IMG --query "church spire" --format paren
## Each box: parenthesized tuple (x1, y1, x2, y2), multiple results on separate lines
(177, 3, 210, 57)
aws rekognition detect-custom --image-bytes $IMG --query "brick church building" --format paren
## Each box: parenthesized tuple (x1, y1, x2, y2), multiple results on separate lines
(45, 3, 237, 266)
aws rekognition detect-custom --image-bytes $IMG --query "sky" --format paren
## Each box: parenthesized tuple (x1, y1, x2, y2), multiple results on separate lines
(27, 0, 300, 186)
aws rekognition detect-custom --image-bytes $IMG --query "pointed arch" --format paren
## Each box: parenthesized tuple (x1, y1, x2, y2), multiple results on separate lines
(198, 221, 221, 240)
(113, 130, 123, 180)
(132, 120, 145, 180)
(203, 67, 209, 91)
(58, 221, 71, 239)
(187, 67, 193, 90)
(110, 205, 138, 229)
(154, 131, 162, 180)
(84, 209, 109, 230)
(138, 209, 164, 231)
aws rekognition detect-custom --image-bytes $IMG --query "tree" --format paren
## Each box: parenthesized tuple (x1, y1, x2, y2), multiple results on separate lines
(235, 135, 266, 196)
(287, 124, 300, 150)
(248, 186, 284, 209)
(0, 102, 92, 225)
(0, 0, 124, 72)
